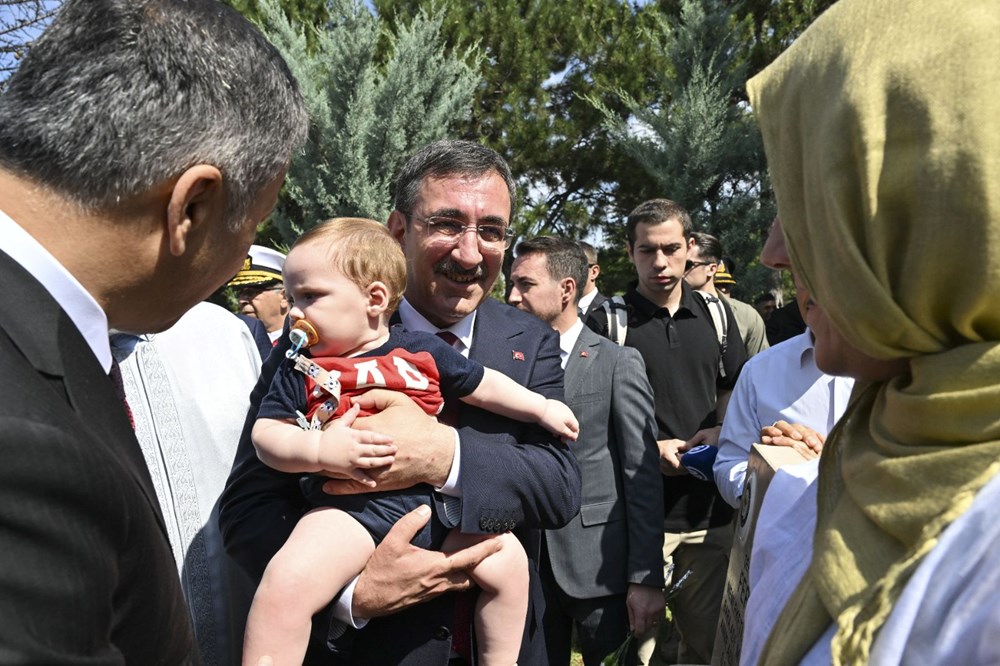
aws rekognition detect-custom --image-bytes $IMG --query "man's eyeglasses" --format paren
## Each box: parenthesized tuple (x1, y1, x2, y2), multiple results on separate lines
(685, 260, 715, 271)
(235, 285, 283, 301)
(407, 213, 514, 251)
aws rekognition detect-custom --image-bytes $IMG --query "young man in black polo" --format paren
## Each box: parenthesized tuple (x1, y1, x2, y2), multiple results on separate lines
(588, 199, 746, 665)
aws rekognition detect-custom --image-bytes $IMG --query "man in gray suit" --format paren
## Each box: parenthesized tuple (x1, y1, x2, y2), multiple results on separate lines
(509, 236, 665, 665)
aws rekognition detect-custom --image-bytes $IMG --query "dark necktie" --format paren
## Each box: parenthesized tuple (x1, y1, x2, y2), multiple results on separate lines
(435, 330, 475, 663)
(435, 331, 461, 428)
(435, 329, 460, 348)
(108, 357, 135, 430)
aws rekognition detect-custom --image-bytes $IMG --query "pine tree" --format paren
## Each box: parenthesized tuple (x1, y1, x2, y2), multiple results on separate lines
(591, 0, 773, 298)
(590, 0, 838, 298)
(375, 0, 666, 243)
(253, 0, 480, 246)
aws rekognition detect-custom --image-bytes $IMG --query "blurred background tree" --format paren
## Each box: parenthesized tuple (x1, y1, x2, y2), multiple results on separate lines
(0, 0, 60, 87)
(374, 0, 667, 281)
(592, 0, 771, 299)
(229, 0, 480, 249)
(585, 0, 835, 300)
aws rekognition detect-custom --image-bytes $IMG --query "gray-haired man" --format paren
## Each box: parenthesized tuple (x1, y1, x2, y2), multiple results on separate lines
(0, 1, 306, 660)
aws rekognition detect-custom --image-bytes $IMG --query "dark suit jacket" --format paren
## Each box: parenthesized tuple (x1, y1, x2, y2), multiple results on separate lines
(237, 312, 275, 361)
(220, 296, 582, 665)
(544, 326, 664, 599)
(580, 291, 607, 321)
(0, 251, 197, 663)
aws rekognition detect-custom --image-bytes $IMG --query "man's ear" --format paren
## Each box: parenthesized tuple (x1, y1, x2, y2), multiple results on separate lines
(560, 277, 576, 306)
(366, 281, 390, 316)
(165, 165, 224, 257)
(387, 211, 407, 246)
(626, 242, 635, 264)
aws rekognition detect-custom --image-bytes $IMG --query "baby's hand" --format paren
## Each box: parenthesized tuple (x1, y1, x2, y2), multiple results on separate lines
(540, 398, 579, 442)
(317, 403, 396, 486)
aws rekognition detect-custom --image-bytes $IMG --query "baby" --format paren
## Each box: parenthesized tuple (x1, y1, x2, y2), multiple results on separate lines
(242, 218, 578, 665)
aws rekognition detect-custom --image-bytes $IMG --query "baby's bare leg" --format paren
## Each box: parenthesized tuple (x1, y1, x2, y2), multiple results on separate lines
(243, 508, 375, 666)
(442, 530, 528, 666)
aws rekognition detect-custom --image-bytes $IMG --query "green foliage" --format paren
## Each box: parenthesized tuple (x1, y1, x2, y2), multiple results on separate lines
(735, 0, 840, 82)
(221, 0, 328, 50)
(251, 0, 481, 246)
(593, 0, 783, 299)
(374, 0, 666, 245)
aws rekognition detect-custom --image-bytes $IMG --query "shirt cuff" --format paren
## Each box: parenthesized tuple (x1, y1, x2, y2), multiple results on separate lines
(331, 575, 369, 629)
(434, 429, 462, 498)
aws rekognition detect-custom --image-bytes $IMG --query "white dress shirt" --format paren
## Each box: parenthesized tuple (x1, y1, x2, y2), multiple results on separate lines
(713, 330, 854, 508)
(558, 318, 585, 370)
(576, 289, 598, 315)
(0, 209, 111, 371)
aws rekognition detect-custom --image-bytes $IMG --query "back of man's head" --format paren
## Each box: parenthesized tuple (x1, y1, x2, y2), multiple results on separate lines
(515, 235, 589, 306)
(690, 232, 723, 264)
(0, 0, 308, 228)
(578, 240, 598, 267)
(393, 139, 517, 218)
(625, 198, 693, 247)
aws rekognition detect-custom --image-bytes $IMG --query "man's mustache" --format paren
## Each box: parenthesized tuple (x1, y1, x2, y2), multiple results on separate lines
(434, 258, 486, 280)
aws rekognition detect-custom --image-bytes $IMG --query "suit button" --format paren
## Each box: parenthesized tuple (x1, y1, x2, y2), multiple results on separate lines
(434, 626, 451, 641)
(479, 518, 489, 531)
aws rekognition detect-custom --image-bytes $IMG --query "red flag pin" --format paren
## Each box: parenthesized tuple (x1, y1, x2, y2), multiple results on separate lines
(580, 350, 589, 358)
(512, 350, 525, 361)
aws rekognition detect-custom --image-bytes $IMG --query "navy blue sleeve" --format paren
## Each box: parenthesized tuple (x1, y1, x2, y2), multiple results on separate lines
(256, 357, 306, 421)
(220, 324, 308, 582)
(400, 328, 485, 400)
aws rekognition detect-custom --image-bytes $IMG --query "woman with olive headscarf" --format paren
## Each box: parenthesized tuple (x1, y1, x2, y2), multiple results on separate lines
(745, 0, 1000, 664)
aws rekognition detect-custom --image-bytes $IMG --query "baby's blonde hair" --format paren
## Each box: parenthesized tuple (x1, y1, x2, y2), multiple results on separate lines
(293, 218, 406, 314)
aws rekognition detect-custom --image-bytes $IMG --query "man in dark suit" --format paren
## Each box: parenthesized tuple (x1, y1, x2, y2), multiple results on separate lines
(220, 139, 582, 664)
(508, 236, 665, 665)
(0, 1, 307, 661)
(577, 240, 608, 320)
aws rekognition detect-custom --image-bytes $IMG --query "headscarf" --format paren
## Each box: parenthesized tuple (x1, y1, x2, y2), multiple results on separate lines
(746, 0, 1000, 663)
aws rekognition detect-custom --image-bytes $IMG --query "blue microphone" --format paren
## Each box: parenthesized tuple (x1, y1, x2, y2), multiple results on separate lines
(681, 444, 718, 481)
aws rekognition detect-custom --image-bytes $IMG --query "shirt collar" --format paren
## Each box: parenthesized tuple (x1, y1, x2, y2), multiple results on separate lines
(626, 280, 698, 318)
(577, 289, 597, 311)
(0, 208, 112, 372)
(558, 318, 585, 369)
(398, 298, 476, 357)
(795, 328, 816, 370)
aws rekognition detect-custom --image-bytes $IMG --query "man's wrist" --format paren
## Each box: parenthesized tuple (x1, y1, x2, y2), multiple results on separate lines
(435, 428, 462, 497)
(333, 575, 369, 629)
(425, 422, 458, 489)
